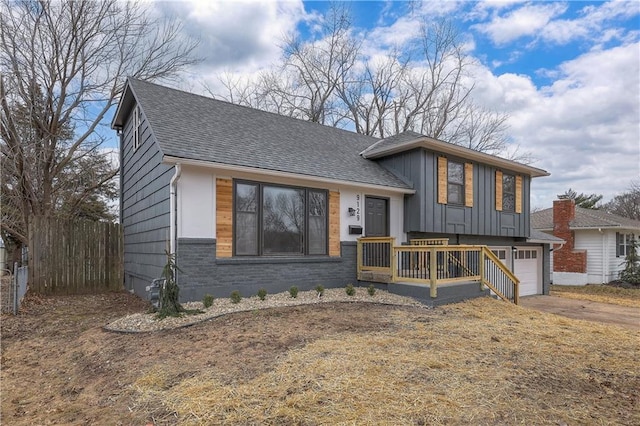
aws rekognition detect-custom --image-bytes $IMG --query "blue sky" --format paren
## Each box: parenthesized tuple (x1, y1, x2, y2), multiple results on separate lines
(137, 0, 639, 209)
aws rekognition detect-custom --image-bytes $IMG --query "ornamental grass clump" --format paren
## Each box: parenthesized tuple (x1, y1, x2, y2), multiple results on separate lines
(289, 286, 299, 299)
(203, 294, 214, 308)
(230, 291, 242, 304)
(315, 285, 325, 297)
(257, 288, 267, 301)
(345, 283, 356, 296)
(367, 284, 376, 296)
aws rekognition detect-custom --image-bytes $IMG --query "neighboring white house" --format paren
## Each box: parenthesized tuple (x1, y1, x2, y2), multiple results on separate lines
(532, 198, 640, 285)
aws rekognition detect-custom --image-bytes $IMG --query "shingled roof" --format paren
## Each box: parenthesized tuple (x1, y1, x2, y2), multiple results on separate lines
(531, 206, 640, 231)
(112, 79, 412, 191)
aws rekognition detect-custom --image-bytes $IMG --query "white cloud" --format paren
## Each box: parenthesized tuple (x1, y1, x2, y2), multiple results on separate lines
(472, 42, 640, 208)
(473, 2, 568, 45)
(473, 0, 640, 47)
(155, 0, 306, 73)
(467, 0, 528, 21)
(540, 0, 639, 45)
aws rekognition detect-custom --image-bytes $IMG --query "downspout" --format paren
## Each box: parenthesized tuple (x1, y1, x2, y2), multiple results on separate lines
(170, 164, 182, 255)
(117, 128, 124, 223)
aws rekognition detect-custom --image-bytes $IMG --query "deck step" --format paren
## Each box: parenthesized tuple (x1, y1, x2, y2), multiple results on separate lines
(360, 281, 490, 307)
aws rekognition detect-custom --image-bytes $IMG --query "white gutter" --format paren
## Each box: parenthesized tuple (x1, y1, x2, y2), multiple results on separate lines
(162, 155, 416, 195)
(170, 164, 182, 255)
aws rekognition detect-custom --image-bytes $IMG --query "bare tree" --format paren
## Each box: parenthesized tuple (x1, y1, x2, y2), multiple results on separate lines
(210, 5, 525, 161)
(338, 53, 408, 137)
(603, 180, 640, 220)
(271, 2, 360, 125)
(0, 0, 199, 262)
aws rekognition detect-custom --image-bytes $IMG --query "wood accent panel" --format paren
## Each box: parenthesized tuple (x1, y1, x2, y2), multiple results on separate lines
(437, 156, 447, 204)
(216, 178, 233, 258)
(329, 191, 340, 257)
(495, 170, 503, 211)
(464, 162, 474, 208)
(515, 175, 523, 214)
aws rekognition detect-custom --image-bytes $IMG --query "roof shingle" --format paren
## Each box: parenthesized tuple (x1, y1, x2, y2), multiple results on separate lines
(126, 79, 412, 190)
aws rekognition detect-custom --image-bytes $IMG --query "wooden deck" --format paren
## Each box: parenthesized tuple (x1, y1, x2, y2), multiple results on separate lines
(357, 237, 520, 304)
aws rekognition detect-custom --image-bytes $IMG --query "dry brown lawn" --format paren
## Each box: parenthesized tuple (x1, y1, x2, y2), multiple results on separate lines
(2, 292, 638, 425)
(551, 284, 640, 308)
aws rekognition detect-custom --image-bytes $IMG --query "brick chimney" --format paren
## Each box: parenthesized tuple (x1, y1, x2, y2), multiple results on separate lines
(552, 198, 587, 273)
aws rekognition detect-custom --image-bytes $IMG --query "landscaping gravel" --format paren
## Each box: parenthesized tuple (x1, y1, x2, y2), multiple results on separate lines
(104, 288, 427, 333)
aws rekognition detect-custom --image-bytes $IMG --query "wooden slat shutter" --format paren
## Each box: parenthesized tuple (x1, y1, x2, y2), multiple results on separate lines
(515, 175, 523, 213)
(216, 178, 233, 258)
(465, 163, 473, 208)
(329, 191, 340, 256)
(495, 170, 503, 211)
(438, 157, 447, 204)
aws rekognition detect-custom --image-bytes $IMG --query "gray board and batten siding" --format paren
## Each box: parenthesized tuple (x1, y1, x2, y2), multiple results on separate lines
(378, 148, 531, 238)
(120, 100, 173, 296)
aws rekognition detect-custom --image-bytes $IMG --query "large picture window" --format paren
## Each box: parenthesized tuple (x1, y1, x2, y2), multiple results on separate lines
(502, 174, 516, 212)
(234, 181, 327, 256)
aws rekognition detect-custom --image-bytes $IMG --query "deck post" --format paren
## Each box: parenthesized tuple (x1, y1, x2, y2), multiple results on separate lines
(356, 238, 363, 280)
(429, 247, 437, 298)
(391, 247, 397, 283)
(479, 248, 486, 290)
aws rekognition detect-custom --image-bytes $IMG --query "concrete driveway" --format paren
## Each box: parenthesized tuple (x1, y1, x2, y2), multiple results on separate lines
(520, 295, 640, 331)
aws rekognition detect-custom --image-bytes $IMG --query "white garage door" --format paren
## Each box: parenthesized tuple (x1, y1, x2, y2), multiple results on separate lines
(514, 247, 542, 296)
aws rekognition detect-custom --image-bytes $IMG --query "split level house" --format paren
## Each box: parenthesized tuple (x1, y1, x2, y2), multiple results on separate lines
(111, 78, 555, 305)
(532, 198, 640, 285)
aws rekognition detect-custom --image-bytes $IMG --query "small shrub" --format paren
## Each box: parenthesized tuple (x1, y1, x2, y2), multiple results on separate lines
(203, 294, 214, 308)
(619, 238, 640, 284)
(367, 284, 376, 296)
(345, 283, 356, 296)
(315, 284, 325, 297)
(289, 286, 299, 298)
(257, 288, 267, 301)
(230, 290, 242, 304)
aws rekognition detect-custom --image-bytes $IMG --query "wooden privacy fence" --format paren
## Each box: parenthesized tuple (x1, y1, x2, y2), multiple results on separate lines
(29, 216, 123, 295)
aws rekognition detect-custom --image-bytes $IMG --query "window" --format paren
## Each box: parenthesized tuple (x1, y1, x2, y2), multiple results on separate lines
(447, 161, 464, 205)
(502, 174, 516, 212)
(617, 232, 635, 257)
(132, 106, 141, 151)
(492, 249, 507, 260)
(516, 249, 537, 259)
(233, 181, 327, 256)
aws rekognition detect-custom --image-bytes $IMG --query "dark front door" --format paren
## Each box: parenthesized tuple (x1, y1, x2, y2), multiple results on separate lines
(365, 196, 389, 237)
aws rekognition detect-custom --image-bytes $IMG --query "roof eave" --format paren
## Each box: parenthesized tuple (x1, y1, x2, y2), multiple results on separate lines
(526, 238, 566, 244)
(162, 155, 416, 195)
(363, 137, 550, 178)
(111, 79, 134, 129)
